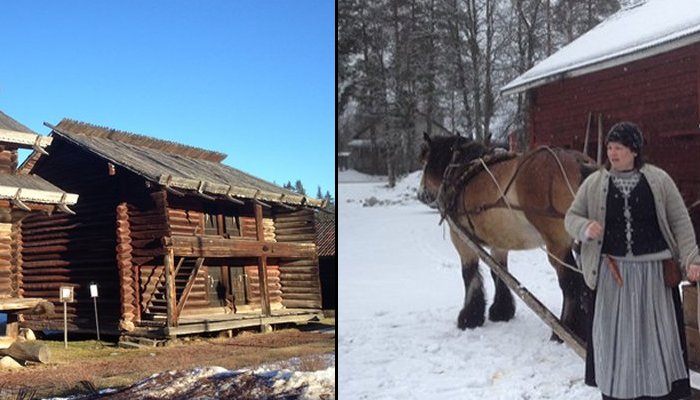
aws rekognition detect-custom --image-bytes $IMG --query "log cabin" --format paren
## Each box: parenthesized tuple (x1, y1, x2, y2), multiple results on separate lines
(500, 0, 700, 366)
(18, 119, 325, 339)
(0, 111, 78, 345)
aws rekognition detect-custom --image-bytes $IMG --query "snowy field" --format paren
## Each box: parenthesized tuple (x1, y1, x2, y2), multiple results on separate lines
(338, 169, 700, 399)
(338, 169, 601, 399)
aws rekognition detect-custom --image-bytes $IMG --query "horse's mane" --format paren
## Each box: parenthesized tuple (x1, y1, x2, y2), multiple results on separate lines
(430, 137, 517, 220)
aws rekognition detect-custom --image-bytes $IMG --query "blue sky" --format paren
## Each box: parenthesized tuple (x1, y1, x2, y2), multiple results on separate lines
(0, 1, 335, 199)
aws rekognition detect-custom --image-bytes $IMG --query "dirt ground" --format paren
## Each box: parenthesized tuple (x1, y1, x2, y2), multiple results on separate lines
(0, 321, 335, 399)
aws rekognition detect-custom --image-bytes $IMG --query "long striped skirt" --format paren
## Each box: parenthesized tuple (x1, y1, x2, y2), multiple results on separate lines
(585, 256, 690, 400)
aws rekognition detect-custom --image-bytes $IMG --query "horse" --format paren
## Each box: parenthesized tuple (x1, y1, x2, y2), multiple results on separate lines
(418, 133, 597, 342)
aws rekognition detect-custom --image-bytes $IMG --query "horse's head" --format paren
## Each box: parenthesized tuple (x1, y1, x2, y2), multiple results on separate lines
(417, 132, 489, 207)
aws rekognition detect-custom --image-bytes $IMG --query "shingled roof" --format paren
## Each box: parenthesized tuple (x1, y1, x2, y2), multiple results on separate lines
(0, 175, 78, 206)
(0, 111, 77, 208)
(39, 119, 323, 208)
(0, 111, 36, 134)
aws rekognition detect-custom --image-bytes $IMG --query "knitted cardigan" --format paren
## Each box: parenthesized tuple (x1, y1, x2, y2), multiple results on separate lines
(565, 164, 700, 289)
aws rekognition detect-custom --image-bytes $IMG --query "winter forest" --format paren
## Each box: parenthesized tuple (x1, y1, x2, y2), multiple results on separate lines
(338, 0, 630, 186)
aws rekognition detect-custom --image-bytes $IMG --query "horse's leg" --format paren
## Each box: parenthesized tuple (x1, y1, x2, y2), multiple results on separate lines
(488, 248, 515, 322)
(450, 228, 486, 330)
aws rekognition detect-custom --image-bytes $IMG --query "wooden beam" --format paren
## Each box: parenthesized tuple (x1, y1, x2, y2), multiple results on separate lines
(255, 204, 271, 316)
(164, 235, 317, 259)
(163, 311, 323, 336)
(0, 185, 78, 206)
(0, 297, 45, 312)
(164, 249, 176, 329)
(0, 128, 52, 149)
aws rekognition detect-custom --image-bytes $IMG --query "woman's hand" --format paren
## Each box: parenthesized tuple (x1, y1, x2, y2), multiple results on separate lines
(585, 221, 604, 240)
(687, 264, 700, 282)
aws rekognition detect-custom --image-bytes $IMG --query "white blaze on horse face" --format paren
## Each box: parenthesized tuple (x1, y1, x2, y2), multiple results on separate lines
(606, 142, 637, 171)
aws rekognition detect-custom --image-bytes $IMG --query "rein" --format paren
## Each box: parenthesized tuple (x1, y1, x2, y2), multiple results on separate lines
(479, 146, 582, 272)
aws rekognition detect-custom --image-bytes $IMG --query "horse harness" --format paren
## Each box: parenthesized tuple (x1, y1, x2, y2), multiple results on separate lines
(436, 145, 585, 272)
(437, 147, 575, 223)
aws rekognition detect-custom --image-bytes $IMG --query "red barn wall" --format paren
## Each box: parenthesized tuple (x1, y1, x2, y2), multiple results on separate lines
(527, 41, 700, 232)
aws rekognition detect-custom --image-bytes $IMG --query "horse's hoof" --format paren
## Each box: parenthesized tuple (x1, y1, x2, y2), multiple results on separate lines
(457, 309, 485, 330)
(488, 302, 515, 322)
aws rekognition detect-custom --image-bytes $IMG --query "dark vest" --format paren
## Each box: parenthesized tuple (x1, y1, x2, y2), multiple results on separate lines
(601, 174, 669, 256)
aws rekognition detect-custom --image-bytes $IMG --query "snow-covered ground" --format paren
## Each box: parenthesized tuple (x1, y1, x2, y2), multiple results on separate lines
(338, 169, 600, 399)
(44, 354, 335, 400)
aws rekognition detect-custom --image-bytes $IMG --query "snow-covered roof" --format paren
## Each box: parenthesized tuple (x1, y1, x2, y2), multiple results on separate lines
(501, 0, 700, 95)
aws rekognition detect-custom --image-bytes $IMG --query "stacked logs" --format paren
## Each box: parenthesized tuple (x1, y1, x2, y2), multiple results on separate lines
(0, 147, 18, 175)
(116, 203, 136, 331)
(239, 217, 276, 241)
(239, 215, 280, 309)
(244, 265, 282, 307)
(0, 223, 12, 297)
(274, 210, 322, 309)
(168, 209, 203, 236)
(10, 222, 22, 298)
(20, 199, 121, 329)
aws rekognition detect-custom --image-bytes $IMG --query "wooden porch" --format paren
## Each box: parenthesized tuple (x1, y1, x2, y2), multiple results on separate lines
(132, 307, 322, 338)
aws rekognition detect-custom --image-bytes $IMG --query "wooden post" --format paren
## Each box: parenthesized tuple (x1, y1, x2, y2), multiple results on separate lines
(255, 204, 271, 317)
(596, 113, 604, 165)
(164, 248, 176, 328)
(5, 313, 19, 340)
(583, 112, 592, 155)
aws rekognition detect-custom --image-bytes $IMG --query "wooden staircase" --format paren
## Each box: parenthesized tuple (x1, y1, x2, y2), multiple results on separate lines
(141, 257, 208, 320)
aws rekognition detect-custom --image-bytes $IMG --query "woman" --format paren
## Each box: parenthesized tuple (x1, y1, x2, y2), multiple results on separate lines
(565, 121, 700, 400)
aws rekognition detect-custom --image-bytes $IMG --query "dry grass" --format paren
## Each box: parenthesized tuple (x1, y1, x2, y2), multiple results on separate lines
(0, 323, 335, 399)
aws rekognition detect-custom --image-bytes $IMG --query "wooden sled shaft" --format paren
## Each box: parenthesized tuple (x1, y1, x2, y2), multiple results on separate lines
(446, 216, 586, 359)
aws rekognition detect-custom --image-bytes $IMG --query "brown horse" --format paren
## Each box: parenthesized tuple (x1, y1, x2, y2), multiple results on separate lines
(418, 133, 597, 341)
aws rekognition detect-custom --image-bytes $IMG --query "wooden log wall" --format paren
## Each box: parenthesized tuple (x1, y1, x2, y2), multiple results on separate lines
(122, 190, 170, 320)
(0, 223, 13, 297)
(21, 199, 121, 330)
(274, 209, 321, 309)
(21, 142, 121, 332)
(239, 216, 276, 241)
(10, 222, 22, 298)
(240, 214, 280, 309)
(244, 264, 282, 307)
(0, 147, 18, 174)
(0, 147, 19, 298)
(116, 203, 137, 330)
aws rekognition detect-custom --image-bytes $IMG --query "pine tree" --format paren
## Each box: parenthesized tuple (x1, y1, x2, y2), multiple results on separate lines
(294, 180, 306, 195)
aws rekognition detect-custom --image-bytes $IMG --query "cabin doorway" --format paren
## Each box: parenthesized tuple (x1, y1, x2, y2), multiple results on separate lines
(207, 266, 247, 310)
(207, 267, 227, 307)
(230, 267, 247, 306)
